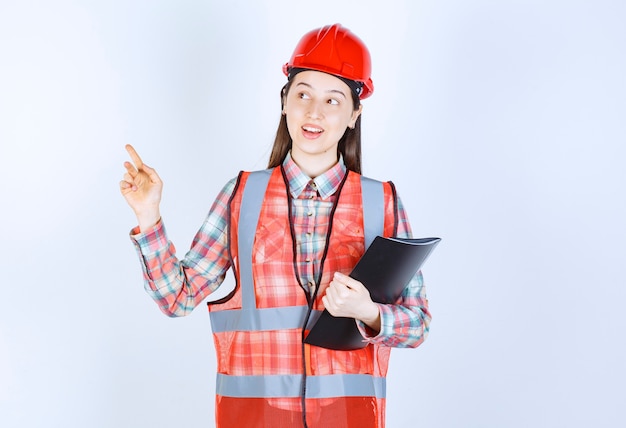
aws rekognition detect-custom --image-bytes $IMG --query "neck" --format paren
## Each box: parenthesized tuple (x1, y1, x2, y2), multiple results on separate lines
(290, 152, 338, 178)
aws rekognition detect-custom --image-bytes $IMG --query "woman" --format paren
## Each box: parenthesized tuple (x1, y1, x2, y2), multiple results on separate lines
(121, 24, 430, 428)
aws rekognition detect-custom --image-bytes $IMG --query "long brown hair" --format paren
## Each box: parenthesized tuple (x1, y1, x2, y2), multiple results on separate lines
(267, 79, 363, 174)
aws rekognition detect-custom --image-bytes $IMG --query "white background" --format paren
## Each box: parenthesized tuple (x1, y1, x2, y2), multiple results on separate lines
(1, 1, 625, 427)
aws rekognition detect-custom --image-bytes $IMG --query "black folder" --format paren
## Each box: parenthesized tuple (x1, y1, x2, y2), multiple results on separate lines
(304, 236, 441, 350)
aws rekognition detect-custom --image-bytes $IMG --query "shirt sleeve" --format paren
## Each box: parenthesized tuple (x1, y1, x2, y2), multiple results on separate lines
(356, 192, 432, 348)
(129, 177, 237, 317)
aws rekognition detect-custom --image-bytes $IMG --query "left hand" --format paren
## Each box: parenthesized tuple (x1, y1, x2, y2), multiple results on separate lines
(323, 272, 381, 332)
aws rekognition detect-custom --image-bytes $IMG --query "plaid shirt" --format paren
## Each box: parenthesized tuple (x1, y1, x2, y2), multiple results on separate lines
(131, 154, 430, 348)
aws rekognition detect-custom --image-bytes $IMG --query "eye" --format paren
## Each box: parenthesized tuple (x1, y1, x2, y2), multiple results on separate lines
(298, 92, 311, 100)
(327, 98, 339, 105)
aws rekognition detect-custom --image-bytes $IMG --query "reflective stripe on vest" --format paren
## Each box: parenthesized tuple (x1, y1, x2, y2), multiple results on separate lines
(210, 307, 323, 333)
(216, 373, 386, 399)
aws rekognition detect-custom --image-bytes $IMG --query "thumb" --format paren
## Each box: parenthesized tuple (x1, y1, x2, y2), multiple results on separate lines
(141, 163, 162, 184)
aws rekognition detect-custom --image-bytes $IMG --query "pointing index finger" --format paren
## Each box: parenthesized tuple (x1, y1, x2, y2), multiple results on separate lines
(125, 144, 144, 170)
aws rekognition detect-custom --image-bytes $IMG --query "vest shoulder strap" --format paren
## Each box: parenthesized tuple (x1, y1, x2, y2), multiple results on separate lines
(359, 175, 385, 249)
(238, 169, 273, 309)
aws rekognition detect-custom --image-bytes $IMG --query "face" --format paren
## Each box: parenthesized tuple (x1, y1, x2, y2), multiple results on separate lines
(283, 70, 362, 175)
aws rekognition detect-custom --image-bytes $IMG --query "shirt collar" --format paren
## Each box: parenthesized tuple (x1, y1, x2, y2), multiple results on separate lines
(282, 152, 347, 199)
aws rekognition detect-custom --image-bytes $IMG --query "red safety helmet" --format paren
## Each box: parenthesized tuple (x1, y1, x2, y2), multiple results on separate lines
(283, 24, 374, 99)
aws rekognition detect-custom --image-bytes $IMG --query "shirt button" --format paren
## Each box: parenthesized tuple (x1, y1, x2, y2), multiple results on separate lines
(305, 258, 311, 263)
(307, 211, 313, 216)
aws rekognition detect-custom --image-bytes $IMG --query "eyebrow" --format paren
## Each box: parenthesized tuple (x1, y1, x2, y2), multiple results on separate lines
(295, 82, 347, 99)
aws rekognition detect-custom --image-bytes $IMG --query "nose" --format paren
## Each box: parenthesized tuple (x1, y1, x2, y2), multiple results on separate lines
(307, 100, 324, 119)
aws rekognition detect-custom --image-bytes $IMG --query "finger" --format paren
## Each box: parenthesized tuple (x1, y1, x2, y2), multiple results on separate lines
(140, 162, 161, 184)
(326, 282, 348, 305)
(334, 272, 363, 291)
(125, 144, 144, 170)
(322, 294, 340, 313)
(119, 180, 135, 193)
(123, 172, 136, 184)
(122, 175, 137, 191)
(322, 295, 333, 312)
(331, 279, 353, 299)
(331, 273, 351, 290)
(325, 283, 337, 300)
(328, 279, 345, 294)
(124, 161, 138, 177)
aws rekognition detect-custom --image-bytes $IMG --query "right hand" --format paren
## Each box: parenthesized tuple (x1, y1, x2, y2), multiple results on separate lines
(120, 144, 163, 231)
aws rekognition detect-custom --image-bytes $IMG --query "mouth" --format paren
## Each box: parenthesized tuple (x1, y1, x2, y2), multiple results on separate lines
(302, 125, 324, 139)
(302, 125, 324, 134)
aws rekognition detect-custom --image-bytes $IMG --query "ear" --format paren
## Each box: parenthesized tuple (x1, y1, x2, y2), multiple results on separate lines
(349, 104, 363, 128)
(281, 86, 288, 114)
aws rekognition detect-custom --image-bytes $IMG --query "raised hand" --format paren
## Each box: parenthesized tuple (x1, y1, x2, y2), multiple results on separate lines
(120, 144, 163, 231)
